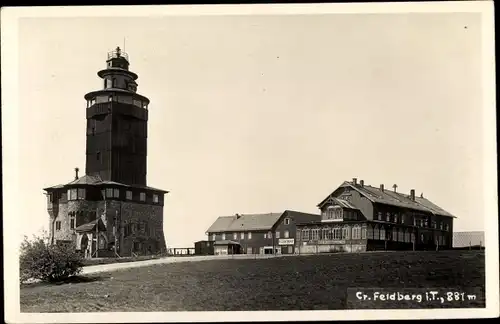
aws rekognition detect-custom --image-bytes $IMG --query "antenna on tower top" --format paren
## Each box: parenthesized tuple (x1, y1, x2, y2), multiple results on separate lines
(123, 37, 126, 52)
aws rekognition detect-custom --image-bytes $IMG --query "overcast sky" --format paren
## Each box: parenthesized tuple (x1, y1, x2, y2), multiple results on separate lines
(10, 9, 491, 248)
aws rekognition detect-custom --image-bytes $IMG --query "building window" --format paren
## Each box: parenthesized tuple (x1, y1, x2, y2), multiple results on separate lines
(105, 188, 113, 198)
(140, 192, 146, 201)
(386, 213, 391, 222)
(212, 233, 216, 241)
(342, 227, 349, 239)
(222, 233, 226, 240)
(153, 194, 159, 203)
(394, 214, 398, 224)
(113, 188, 120, 198)
(126, 190, 132, 200)
(96, 151, 101, 161)
(108, 95, 113, 102)
(401, 214, 406, 224)
(444, 223, 449, 231)
(380, 227, 386, 240)
(248, 232, 252, 239)
(332, 227, 341, 239)
(233, 233, 237, 240)
(55, 221, 61, 231)
(284, 218, 290, 225)
(267, 231, 272, 239)
(284, 230, 289, 238)
(311, 229, 319, 240)
(275, 231, 280, 239)
(67, 188, 78, 201)
(240, 232, 244, 240)
(70, 216, 76, 229)
(431, 221, 436, 229)
(361, 227, 367, 239)
(392, 227, 398, 241)
(352, 226, 361, 239)
(302, 229, 310, 241)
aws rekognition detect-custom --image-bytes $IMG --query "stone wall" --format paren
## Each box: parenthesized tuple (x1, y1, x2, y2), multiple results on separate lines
(49, 198, 166, 257)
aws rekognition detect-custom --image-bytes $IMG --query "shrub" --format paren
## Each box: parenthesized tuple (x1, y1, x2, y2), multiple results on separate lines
(20, 234, 84, 283)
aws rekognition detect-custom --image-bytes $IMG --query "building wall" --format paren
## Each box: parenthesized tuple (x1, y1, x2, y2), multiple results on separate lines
(209, 230, 272, 254)
(208, 211, 320, 255)
(48, 193, 166, 257)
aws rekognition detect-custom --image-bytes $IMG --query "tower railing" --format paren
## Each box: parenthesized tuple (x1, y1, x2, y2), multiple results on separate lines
(107, 50, 129, 62)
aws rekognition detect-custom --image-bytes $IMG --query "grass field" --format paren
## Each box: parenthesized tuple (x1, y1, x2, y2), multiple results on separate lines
(20, 250, 485, 312)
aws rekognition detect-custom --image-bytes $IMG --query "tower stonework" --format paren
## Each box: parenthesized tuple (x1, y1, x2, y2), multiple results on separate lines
(44, 47, 168, 258)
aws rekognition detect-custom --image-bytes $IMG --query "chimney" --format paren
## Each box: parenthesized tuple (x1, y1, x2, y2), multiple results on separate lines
(235, 213, 241, 219)
(380, 184, 384, 192)
(393, 184, 398, 192)
(360, 180, 364, 187)
(410, 189, 415, 201)
(352, 178, 357, 185)
(74, 167, 79, 180)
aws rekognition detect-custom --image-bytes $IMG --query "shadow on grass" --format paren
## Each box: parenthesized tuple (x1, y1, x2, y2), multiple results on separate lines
(21, 274, 110, 289)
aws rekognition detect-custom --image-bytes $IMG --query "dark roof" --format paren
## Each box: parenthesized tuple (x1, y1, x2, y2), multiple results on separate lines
(207, 212, 283, 233)
(318, 181, 455, 218)
(44, 174, 168, 193)
(206, 210, 321, 233)
(214, 240, 241, 246)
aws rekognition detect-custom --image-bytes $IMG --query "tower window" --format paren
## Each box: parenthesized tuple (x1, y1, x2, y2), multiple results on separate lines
(153, 194, 159, 203)
(126, 190, 132, 200)
(140, 192, 146, 202)
(108, 95, 113, 102)
(112, 78, 117, 88)
(77, 188, 85, 200)
(70, 216, 76, 229)
(55, 221, 61, 231)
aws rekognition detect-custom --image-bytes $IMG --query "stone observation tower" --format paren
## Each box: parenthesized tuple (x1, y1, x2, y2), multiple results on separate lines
(44, 47, 168, 258)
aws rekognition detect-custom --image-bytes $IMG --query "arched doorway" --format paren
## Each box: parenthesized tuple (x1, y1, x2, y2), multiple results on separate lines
(81, 234, 89, 258)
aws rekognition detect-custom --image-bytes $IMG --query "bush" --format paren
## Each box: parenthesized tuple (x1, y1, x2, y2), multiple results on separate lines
(20, 234, 84, 283)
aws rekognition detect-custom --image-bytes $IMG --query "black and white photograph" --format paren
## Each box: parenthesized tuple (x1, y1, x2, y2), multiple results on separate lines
(2, 2, 498, 322)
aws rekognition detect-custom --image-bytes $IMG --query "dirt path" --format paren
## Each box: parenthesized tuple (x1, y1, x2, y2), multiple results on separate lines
(81, 254, 283, 274)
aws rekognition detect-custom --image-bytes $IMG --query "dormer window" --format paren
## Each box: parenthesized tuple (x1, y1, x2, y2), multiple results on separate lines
(153, 194, 159, 203)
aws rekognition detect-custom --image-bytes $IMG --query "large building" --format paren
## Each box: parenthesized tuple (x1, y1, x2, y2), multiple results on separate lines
(295, 178, 456, 254)
(43, 47, 168, 258)
(206, 210, 321, 255)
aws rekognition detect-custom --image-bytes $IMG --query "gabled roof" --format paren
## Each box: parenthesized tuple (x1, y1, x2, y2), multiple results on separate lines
(206, 210, 322, 233)
(207, 212, 284, 233)
(318, 180, 455, 218)
(324, 197, 359, 210)
(44, 174, 168, 193)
